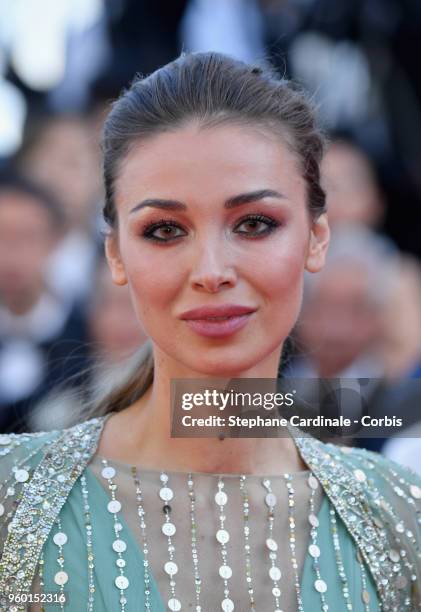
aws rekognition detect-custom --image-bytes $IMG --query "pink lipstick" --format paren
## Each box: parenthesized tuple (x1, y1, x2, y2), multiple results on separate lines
(179, 304, 256, 338)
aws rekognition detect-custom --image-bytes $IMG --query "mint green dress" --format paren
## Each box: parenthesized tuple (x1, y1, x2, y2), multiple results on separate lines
(0, 415, 420, 611)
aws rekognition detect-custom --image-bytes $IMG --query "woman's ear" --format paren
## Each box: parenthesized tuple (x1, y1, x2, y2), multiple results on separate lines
(305, 213, 330, 273)
(105, 233, 128, 286)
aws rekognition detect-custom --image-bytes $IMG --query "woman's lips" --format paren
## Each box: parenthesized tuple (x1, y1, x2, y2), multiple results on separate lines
(183, 312, 254, 338)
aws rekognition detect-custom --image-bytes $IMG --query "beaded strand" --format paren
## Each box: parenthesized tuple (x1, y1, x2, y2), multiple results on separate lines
(100, 459, 130, 610)
(159, 472, 181, 611)
(52, 517, 68, 610)
(187, 473, 202, 612)
(356, 549, 371, 612)
(284, 474, 304, 612)
(307, 474, 328, 611)
(239, 475, 256, 611)
(215, 476, 234, 612)
(130, 466, 152, 610)
(80, 473, 96, 612)
(37, 550, 45, 612)
(329, 506, 352, 610)
(261, 477, 283, 612)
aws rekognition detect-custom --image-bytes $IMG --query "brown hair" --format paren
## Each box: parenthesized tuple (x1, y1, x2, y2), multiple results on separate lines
(87, 51, 327, 419)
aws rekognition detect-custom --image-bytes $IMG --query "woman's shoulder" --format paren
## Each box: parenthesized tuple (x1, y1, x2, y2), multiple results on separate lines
(310, 439, 421, 514)
(0, 428, 62, 564)
(0, 416, 108, 595)
(0, 428, 60, 481)
(330, 444, 421, 577)
(297, 434, 421, 495)
(296, 435, 421, 608)
(0, 416, 107, 479)
(326, 441, 421, 494)
(0, 416, 107, 529)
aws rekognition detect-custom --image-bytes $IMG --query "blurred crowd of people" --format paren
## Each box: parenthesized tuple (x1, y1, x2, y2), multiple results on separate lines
(0, 115, 148, 431)
(286, 140, 421, 461)
(0, 1, 420, 471)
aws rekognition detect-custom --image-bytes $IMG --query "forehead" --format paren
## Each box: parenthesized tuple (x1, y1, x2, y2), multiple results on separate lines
(114, 122, 306, 210)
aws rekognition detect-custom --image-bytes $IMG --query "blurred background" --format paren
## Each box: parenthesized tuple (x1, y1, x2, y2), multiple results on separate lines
(0, 0, 420, 469)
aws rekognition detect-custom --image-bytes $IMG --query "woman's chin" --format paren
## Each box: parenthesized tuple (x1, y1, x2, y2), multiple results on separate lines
(182, 357, 258, 378)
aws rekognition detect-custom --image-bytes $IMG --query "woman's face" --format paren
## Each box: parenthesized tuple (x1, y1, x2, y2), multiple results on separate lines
(106, 122, 329, 376)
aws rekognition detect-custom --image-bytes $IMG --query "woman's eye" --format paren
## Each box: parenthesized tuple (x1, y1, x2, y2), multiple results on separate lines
(234, 215, 279, 236)
(142, 215, 279, 243)
(142, 221, 186, 242)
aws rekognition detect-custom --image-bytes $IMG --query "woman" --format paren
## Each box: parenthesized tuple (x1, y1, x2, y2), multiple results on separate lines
(1, 52, 420, 612)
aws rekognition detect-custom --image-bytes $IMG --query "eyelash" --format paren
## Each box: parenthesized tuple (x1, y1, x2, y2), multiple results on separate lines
(141, 214, 281, 243)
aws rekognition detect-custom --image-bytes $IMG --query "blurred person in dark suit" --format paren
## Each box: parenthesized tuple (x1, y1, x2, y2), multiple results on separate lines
(321, 139, 385, 229)
(16, 113, 102, 305)
(373, 256, 421, 456)
(91, 0, 189, 98)
(379, 254, 421, 381)
(28, 257, 149, 431)
(289, 225, 421, 452)
(291, 226, 397, 379)
(0, 174, 90, 432)
(287, 226, 393, 445)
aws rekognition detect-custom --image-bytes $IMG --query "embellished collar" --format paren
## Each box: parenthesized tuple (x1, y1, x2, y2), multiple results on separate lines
(293, 434, 412, 610)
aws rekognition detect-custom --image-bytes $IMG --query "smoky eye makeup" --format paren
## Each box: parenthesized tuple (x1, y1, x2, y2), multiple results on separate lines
(141, 218, 187, 242)
(233, 213, 281, 237)
(137, 212, 283, 244)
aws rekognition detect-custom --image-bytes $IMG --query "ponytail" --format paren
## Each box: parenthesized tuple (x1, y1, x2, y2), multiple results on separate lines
(82, 340, 154, 421)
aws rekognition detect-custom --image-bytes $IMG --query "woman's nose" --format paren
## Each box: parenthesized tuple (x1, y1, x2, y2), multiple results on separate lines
(189, 243, 237, 293)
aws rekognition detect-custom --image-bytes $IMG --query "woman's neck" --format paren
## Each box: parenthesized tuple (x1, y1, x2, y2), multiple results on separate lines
(97, 345, 307, 475)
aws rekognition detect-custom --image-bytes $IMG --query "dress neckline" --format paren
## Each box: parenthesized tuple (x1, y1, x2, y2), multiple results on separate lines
(90, 451, 310, 478)
(90, 412, 312, 479)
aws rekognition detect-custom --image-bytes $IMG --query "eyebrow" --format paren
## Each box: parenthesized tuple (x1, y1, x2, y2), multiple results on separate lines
(129, 189, 285, 214)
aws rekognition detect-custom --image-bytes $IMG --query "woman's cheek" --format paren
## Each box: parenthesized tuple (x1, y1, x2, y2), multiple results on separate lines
(254, 245, 305, 295)
(258, 251, 306, 335)
(126, 258, 180, 327)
